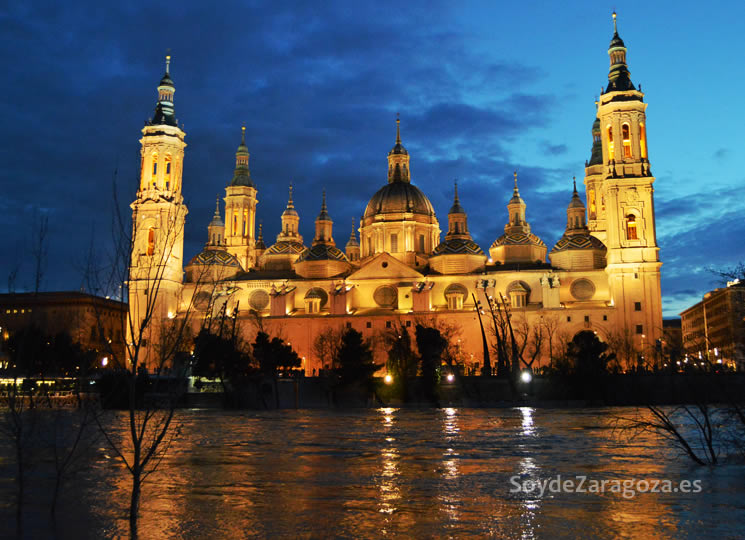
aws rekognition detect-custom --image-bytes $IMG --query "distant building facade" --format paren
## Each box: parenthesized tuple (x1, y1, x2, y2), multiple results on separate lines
(129, 15, 663, 374)
(0, 292, 127, 365)
(680, 281, 745, 370)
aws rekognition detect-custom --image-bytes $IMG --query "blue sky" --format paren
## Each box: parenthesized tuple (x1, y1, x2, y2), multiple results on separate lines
(1, 0, 743, 317)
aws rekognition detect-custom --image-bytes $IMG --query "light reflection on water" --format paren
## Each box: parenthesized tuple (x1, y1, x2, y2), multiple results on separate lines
(1, 407, 744, 539)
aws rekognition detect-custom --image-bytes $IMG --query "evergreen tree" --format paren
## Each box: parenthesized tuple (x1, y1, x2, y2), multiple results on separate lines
(252, 331, 301, 376)
(335, 327, 380, 389)
(415, 325, 447, 402)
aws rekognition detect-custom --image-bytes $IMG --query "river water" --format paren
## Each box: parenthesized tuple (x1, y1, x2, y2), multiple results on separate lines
(1, 407, 743, 539)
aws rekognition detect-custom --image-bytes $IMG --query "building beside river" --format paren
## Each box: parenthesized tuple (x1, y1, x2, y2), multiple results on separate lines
(129, 14, 663, 374)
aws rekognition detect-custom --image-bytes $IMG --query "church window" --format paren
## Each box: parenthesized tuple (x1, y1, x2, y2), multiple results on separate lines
(639, 123, 648, 159)
(390, 233, 398, 252)
(150, 154, 158, 188)
(243, 209, 249, 237)
(634, 302, 642, 311)
(419, 234, 425, 252)
(386, 321, 392, 328)
(366, 321, 372, 329)
(147, 228, 155, 256)
(636, 324, 643, 335)
(588, 189, 597, 219)
(164, 155, 172, 189)
(233, 212, 239, 236)
(607, 126, 615, 160)
(626, 214, 638, 240)
(622, 124, 632, 158)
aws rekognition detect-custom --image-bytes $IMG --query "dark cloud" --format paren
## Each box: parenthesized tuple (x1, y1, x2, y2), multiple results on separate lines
(1, 0, 735, 323)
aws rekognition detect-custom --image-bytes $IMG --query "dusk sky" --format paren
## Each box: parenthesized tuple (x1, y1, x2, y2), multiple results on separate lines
(1, 1, 743, 317)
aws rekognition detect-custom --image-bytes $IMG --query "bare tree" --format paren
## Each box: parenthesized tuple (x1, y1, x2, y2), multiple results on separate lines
(312, 325, 345, 372)
(85, 175, 204, 538)
(539, 315, 561, 369)
(618, 404, 721, 465)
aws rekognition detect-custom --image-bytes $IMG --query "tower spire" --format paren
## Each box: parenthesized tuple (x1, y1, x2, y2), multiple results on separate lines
(151, 53, 177, 126)
(605, 11, 635, 93)
(318, 189, 330, 220)
(230, 126, 252, 186)
(387, 114, 410, 183)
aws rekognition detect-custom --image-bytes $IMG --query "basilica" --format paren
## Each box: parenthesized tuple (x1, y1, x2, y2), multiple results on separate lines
(128, 14, 663, 374)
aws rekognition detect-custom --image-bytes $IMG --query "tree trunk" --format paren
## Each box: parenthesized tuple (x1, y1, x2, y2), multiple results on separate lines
(130, 472, 141, 539)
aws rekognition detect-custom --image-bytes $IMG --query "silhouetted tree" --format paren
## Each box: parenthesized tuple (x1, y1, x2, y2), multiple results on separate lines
(567, 331, 615, 376)
(415, 325, 447, 403)
(335, 327, 379, 391)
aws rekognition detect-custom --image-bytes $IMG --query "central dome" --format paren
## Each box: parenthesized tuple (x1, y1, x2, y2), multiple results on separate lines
(363, 181, 435, 218)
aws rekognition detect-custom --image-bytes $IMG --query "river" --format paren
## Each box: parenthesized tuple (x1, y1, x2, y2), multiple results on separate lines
(0, 407, 743, 538)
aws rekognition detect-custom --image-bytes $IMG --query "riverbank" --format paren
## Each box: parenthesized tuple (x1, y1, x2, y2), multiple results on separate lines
(182, 373, 745, 409)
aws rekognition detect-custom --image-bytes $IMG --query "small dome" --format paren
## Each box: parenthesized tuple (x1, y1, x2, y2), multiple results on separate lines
(491, 232, 546, 249)
(433, 238, 484, 256)
(363, 182, 435, 218)
(158, 72, 174, 88)
(295, 244, 348, 263)
(187, 249, 242, 268)
(388, 142, 408, 156)
(551, 233, 606, 253)
(305, 288, 324, 300)
(264, 240, 306, 256)
(609, 31, 625, 50)
(569, 191, 585, 209)
(346, 232, 359, 248)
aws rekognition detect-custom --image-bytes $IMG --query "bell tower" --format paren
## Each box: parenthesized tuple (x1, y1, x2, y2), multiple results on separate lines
(129, 55, 188, 369)
(590, 13, 662, 352)
(224, 126, 259, 270)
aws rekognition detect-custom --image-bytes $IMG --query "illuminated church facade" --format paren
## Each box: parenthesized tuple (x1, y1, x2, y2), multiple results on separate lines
(129, 15, 663, 374)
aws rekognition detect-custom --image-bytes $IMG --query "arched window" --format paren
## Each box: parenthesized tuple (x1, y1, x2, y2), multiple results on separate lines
(622, 124, 632, 158)
(147, 228, 155, 256)
(164, 155, 172, 189)
(639, 123, 648, 159)
(626, 214, 638, 240)
(233, 212, 238, 236)
(151, 153, 158, 188)
(607, 126, 615, 160)
(588, 189, 597, 219)
(243, 209, 249, 237)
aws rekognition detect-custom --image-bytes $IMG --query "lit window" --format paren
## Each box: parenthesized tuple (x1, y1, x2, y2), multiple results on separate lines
(607, 126, 615, 160)
(151, 154, 158, 188)
(588, 189, 596, 219)
(147, 228, 155, 256)
(622, 124, 632, 158)
(640, 123, 648, 159)
(626, 214, 638, 240)
(509, 290, 527, 308)
(164, 155, 172, 189)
